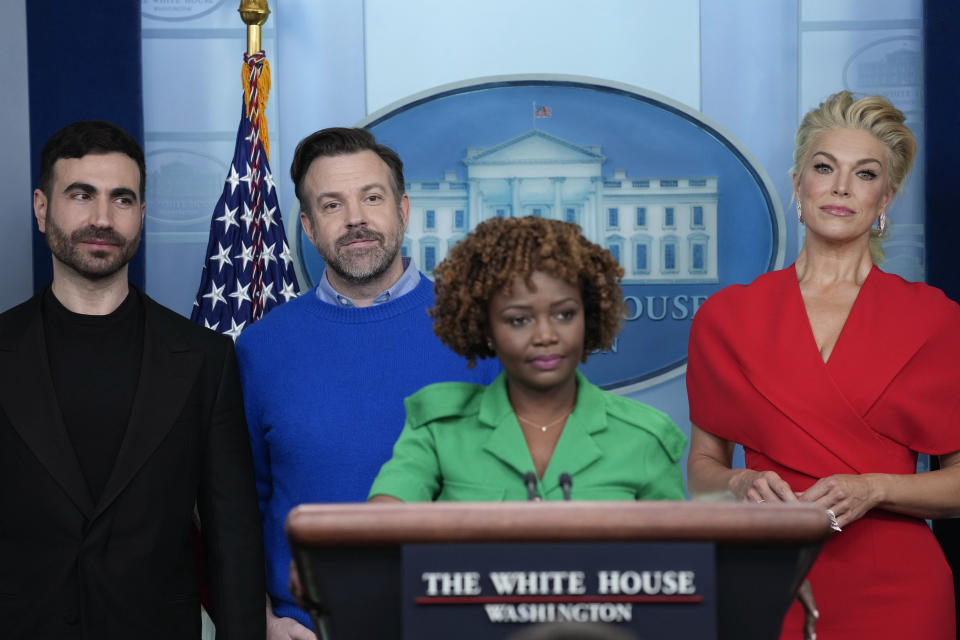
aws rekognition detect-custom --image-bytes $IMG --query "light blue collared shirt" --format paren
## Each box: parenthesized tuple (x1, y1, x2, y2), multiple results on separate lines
(314, 256, 421, 307)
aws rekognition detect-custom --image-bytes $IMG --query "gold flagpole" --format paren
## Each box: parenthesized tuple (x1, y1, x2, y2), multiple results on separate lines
(238, 0, 271, 55)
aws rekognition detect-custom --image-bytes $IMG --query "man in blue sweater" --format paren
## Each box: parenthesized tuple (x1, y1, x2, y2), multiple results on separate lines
(235, 128, 498, 639)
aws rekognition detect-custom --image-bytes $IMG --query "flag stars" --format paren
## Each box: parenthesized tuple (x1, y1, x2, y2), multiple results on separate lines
(260, 242, 277, 270)
(279, 241, 294, 269)
(224, 317, 246, 342)
(240, 203, 256, 232)
(195, 90, 301, 336)
(229, 280, 252, 308)
(260, 281, 277, 305)
(202, 282, 227, 311)
(210, 242, 233, 273)
(215, 203, 239, 233)
(225, 164, 240, 195)
(279, 279, 298, 302)
(261, 204, 277, 231)
(234, 242, 255, 272)
(240, 163, 255, 191)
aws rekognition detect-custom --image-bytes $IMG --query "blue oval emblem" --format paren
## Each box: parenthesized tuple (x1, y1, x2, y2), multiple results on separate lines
(294, 76, 784, 391)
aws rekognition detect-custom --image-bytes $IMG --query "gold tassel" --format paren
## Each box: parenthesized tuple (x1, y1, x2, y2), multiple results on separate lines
(241, 57, 272, 160)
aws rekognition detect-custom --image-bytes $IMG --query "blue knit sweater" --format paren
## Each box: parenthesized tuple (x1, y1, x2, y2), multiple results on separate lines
(235, 276, 499, 627)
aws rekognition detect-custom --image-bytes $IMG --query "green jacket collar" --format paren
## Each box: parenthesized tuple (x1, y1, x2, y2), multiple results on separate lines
(478, 371, 607, 482)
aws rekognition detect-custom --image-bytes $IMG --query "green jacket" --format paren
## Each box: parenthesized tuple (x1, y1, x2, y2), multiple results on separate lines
(369, 371, 686, 501)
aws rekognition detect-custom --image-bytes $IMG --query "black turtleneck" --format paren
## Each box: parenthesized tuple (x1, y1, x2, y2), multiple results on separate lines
(42, 287, 144, 504)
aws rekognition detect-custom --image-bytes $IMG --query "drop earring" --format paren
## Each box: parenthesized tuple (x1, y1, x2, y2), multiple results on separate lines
(796, 194, 803, 224)
(878, 210, 887, 236)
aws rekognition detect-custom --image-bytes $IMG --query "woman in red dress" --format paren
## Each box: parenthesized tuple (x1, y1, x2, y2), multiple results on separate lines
(686, 91, 960, 640)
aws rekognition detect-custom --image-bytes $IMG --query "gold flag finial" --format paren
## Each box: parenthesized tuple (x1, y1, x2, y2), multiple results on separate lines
(238, 0, 270, 55)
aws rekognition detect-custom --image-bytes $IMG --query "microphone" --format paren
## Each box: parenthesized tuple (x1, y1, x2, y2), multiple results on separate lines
(524, 472, 541, 501)
(559, 473, 573, 501)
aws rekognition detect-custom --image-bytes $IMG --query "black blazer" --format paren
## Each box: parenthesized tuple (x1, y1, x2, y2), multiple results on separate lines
(0, 288, 265, 639)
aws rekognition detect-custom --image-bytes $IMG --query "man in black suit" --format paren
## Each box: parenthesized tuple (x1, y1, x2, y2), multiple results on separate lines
(0, 121, 265, 639)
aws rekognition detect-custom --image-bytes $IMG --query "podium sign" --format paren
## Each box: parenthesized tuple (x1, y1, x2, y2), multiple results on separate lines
(402, 541, 716, 639)
(287, 502, 830, 639)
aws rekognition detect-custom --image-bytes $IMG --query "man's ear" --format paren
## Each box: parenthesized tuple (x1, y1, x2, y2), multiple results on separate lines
(399, 193, 410, 231)
(33, 189, 48, 233)
(300, 209, 316, 248)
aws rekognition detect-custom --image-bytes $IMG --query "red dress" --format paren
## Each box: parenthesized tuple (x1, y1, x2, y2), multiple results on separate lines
(687, 265, 960, 640)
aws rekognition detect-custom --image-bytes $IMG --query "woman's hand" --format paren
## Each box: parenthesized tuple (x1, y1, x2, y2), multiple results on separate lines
(687, 424, 796, 504)
(730, 468, 798, 503)
(797, 473, 881, 529)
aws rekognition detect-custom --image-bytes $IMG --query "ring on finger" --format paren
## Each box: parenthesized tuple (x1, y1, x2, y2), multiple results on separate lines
(825, 508, 842, 533)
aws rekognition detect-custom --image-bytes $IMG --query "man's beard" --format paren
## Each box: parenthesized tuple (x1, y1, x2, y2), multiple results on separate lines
(321, 215, 404, 286)
(45, 210, 141, 281)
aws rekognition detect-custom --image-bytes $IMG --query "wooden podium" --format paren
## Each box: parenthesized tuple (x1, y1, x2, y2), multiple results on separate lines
(287, 501, 831, 640)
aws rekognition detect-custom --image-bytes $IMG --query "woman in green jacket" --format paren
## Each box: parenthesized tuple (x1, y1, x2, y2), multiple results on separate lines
(369, 216, 686, 502)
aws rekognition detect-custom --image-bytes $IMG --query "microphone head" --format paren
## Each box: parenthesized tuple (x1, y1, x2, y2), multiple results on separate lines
(559, 472, 572, 486)
(523, 471, 540, 501)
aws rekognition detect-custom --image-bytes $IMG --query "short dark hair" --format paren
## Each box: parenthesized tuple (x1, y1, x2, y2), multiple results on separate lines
(290, 127, 405, 213)
(38, 120, 146, 201)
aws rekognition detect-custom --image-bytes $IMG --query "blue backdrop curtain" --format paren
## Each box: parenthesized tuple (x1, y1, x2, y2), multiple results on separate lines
(26, 2, 145, 291)
(925, 1, 960, 630)
(924, 0, 959, 302)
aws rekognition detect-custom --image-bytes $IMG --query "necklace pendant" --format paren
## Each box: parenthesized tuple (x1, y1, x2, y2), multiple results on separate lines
(541, 426, 547, 432)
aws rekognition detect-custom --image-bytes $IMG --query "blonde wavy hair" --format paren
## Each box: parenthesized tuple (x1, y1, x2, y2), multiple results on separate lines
(792, 91, 917, 264)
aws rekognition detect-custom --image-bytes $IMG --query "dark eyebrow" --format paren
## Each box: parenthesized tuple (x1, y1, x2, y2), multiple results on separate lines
(63, 182, 97, 195)
(62, 183, 138, 203)
(314, 190, 341, 202)
(110, 187, 138, 202)
(498, 297, 580, 312)
(315, 182, 389, 201)
(812, 151, 882, 166)
(499, 304, 533, 312)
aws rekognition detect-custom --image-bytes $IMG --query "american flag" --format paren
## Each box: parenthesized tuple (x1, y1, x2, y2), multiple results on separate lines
(191, 52, 300, 340)
(534, 104, 552, 118)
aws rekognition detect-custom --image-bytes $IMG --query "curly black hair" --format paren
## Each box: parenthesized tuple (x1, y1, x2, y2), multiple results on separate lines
(429, 216, 625, 368)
